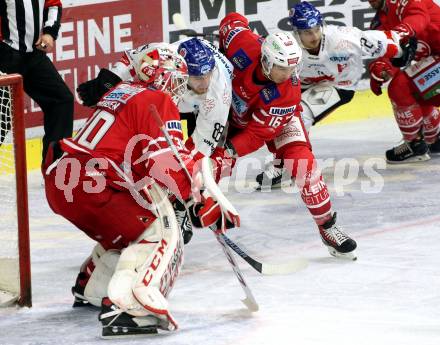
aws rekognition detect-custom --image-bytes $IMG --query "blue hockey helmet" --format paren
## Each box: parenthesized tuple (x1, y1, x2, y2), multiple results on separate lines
(178, 38, 215, 76)
(289, 1, 323, 31)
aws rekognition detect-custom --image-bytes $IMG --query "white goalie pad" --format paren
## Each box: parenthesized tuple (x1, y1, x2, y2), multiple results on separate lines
(107, 183, 183, 331)
(300, 85, 341, 131)
(81, 244, 120, 307)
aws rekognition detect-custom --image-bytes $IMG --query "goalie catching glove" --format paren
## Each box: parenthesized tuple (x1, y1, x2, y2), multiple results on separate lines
(77, 68, 122, 107)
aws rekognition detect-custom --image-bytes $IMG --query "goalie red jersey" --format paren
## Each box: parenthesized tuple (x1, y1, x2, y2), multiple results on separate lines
(219, 12, 303, 156)
(59, 82, 193, 200)
(44, 82, 194, 249)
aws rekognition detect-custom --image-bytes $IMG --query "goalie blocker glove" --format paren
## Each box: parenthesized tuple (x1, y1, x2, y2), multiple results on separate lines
(77, 68, 122, 107)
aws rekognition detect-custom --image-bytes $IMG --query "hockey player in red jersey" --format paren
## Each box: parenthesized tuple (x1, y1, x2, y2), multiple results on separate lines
(368, 0, 440, 163)
(43, 45, 236, 337)
(255, 1, 416, 189)
(217, 12, 357, 260)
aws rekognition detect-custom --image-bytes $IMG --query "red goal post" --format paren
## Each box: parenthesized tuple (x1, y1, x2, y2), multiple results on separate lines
(0, 73, 31, 307)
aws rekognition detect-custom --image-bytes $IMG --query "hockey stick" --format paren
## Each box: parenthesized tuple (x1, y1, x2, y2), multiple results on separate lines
(220, 234, 308, 275)
(151, 103, 306, 275)
(149, 104, 259, 312)
(200, 158, 308, 275)
(172, 13, 219, 40)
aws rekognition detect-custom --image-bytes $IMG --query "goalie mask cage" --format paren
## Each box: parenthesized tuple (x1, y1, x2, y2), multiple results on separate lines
(0, 73, 31, 307)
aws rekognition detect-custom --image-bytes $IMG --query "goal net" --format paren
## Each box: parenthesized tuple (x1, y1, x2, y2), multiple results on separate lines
(0, 73, 31, 307)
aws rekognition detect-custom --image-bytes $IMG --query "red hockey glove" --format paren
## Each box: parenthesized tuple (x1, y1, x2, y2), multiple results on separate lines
(210, 211, 240, 235)
(210, 145, 236, 183)
(369, 60, 395, 96)
(186, 195, 222, 229)
(392, 23, 415, 39)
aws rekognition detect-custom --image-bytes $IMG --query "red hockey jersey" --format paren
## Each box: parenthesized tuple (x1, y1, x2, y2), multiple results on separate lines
(371, 0, 440, 58)
(219, 12, 302, 156)
(60, 82, 193, 201)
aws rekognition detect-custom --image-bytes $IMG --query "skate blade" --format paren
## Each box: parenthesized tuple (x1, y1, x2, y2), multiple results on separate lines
(101, 326, 158, 339)
(255, 181, 291, 191)
(386, 153, 430, 164)
(328, 247, 357, 261)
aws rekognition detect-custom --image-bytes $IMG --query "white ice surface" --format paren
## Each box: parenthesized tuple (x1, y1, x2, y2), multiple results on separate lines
(1, 117, 439, 345)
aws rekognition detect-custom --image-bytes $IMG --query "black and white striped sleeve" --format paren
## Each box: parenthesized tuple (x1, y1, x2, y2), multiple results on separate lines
(42, 0, 62, 39)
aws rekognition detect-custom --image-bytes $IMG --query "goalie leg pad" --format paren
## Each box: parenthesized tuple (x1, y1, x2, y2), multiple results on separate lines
(83, 245, 120, 307)
(72, 243, 120, 307)
(107, 184, 183, 331)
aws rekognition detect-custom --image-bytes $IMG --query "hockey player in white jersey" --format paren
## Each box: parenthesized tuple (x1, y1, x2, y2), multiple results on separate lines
(256, 1, 416, 189)
(77, 37, 233, 244)
(78, 37, 232, 159)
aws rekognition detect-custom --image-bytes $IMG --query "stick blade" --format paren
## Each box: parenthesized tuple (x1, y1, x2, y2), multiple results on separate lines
(261, 258, 308, 275)
(242, 297, 259, 312)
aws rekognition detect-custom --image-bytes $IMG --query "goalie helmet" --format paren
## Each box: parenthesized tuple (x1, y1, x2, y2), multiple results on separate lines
(289, 1, 323, 31)
(177, 38, 215, 76)
(137, 44, 189, 105)
(260, 32, 302, 78)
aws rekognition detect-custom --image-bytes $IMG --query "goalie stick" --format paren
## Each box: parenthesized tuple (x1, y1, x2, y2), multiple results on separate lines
(149, 104, 259, 312)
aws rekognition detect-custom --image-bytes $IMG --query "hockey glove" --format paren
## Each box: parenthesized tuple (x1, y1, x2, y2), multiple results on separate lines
(186, 195, 222, 229)
(210, 215, 237, 235)
(77, 68, 122, 107)
(210, 143, 237, 183)
(369, 60, 395, 96)
(389, 23, 417, 67)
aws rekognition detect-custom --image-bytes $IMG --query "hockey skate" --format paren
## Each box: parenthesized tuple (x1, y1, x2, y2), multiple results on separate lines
(318, 213, 357, 260)
(386, 139, 430, 163)
(99, 297, 160, 338)
(428, 135, 440, 154)
(255, 164, 289, 190)
(71, 272, 94, 308)
(173, 199, 193, 244)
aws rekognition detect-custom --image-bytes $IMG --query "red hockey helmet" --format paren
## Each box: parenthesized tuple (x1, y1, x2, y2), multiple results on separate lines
(138, 44, 189, 105)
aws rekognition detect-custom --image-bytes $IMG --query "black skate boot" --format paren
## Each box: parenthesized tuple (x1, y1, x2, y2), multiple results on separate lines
(319, 213, 357, 260)
(256, 164, 288, 190)
(71, 272, 94, 308)
(386, 139, 430, 163)
(99, 298, 159, 338)
(428, 135, 440, 154)
(173, 199, 193, 244)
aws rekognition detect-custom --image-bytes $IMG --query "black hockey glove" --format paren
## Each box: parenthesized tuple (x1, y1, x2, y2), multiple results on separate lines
(391, 36, 417, 68)
(77, 68, 122, 107)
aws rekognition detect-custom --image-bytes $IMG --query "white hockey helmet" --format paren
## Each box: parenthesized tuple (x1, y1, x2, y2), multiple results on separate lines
(261, 32, 302, 78)
(137, 43, 189, 105)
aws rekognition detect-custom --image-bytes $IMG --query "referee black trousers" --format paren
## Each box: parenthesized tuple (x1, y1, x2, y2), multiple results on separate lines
(0, 42, 73, 160)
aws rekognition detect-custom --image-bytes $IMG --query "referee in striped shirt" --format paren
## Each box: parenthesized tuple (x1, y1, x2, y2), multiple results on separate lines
(0, 0, 73, 161)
